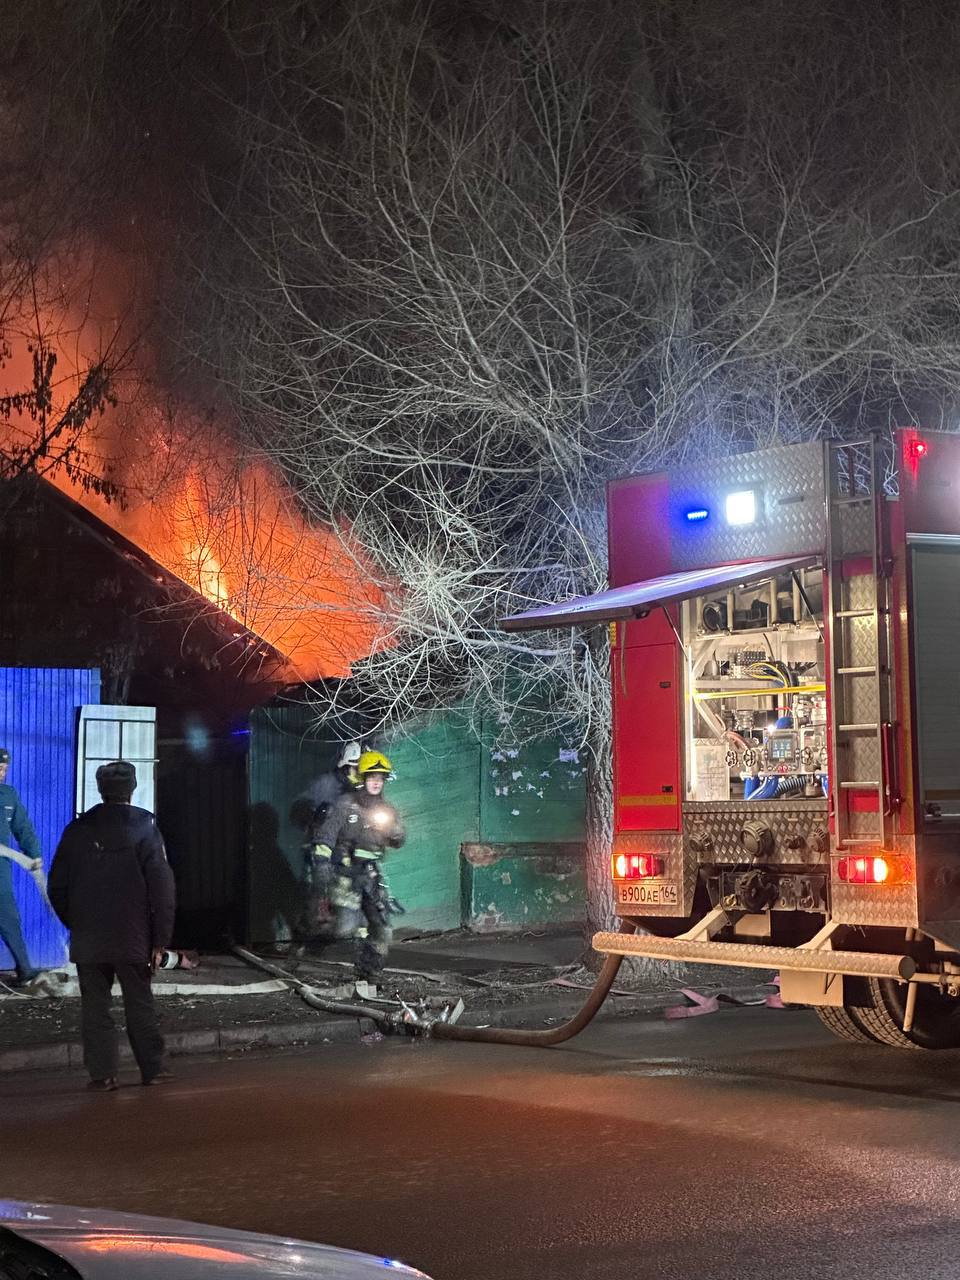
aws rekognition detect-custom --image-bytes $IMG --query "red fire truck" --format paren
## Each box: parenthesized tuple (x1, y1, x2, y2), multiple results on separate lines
(504, 431, 960, 1049)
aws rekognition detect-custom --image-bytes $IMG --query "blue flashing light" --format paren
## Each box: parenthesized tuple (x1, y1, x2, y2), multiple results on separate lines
(685, 507, 710, 522)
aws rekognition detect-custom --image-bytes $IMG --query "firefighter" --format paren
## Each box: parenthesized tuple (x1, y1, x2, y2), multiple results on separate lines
(313, 750, 406, 982)
(297, 742, 363, 937)
(0, 747, 42, 986)
(298, 742, 363, 838)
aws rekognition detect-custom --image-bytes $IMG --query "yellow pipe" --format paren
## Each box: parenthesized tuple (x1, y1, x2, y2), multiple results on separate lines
(693, 683, 826, 701)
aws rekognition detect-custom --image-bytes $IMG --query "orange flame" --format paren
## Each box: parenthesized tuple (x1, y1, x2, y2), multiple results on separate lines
(1, 248, 381, 682)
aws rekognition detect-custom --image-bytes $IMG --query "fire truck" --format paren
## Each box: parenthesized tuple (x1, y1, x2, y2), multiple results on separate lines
(504, 431, 960, 1049)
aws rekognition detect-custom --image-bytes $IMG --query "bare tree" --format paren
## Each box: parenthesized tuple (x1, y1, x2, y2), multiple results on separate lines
(164, 0, 960, 934)
(13, 0, 960, 934)
(0, 255, 132, 498)
(0, 4, 143, 498)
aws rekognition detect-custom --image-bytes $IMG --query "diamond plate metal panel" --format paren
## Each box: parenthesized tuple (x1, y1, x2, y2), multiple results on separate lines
(670, 441, 826, 569)
(612, 830, 690, 915)
(848, 807, 884, 837)
(830, 836, 919, 927)
(682, 800, 829, 866)
(836, 503, 874, 558)
(592, 930, 914, 979)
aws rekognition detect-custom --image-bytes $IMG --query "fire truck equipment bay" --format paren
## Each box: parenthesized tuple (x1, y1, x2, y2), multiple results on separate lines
(504, 431, 960, 1050)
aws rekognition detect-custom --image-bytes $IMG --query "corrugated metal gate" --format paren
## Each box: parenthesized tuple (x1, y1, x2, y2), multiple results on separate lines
(247, 704, 331, 944)
(0, 667, 101, 969)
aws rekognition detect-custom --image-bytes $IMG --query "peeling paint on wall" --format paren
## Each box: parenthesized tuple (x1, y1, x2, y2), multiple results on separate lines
(482, 727, 586, 845)
(461, 842, 586, 932)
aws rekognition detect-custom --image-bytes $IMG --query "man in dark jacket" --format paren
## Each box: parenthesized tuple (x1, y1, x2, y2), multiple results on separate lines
(49, 761, 176, 1091)
(0, 747, 42, 985)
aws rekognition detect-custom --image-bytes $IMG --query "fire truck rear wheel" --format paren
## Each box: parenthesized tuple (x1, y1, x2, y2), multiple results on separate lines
(813, 1004, 877, 1045)
(865, 977, 960, 1050)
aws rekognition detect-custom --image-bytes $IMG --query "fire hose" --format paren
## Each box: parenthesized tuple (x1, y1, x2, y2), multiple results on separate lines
(235, 918, 637, 1046)
(428, 918, 637, 1046)
(232, 945, 398, 1030)
(0, 844, 49, 907)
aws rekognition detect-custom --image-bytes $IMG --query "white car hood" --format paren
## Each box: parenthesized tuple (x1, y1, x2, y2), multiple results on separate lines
(0, 1200, 429, 1280)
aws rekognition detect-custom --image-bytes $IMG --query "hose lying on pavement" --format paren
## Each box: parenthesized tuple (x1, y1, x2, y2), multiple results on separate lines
(232, 945, 397, 1030)
(235, 921, 637, 1046)
(428, 919, 638, 1047)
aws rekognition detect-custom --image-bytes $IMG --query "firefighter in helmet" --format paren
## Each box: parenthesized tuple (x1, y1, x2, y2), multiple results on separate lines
(313, 750, 406, 981)
(295, 742, 362, 939)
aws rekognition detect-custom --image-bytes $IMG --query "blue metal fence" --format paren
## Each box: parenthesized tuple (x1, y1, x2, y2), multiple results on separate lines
(0, 668, 101, 970)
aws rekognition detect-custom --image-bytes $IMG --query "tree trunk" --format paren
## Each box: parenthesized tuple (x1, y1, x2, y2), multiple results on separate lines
(584, 722, 615, 938)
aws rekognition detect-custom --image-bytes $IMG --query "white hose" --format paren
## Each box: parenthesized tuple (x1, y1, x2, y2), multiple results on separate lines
(0, 843, 51, 907)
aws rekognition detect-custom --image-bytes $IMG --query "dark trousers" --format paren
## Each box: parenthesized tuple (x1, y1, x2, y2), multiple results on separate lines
(301, 850, 337, 940)
(0, 859, 34, 979)
(77, 963, 165, 1082)
(332, 863, 393, 979)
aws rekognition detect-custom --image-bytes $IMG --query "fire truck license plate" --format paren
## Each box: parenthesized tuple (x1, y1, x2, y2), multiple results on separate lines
(617, 882, 679, 907)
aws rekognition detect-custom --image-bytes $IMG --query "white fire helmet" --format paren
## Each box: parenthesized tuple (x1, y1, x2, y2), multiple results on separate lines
(337, 741, 362, 769)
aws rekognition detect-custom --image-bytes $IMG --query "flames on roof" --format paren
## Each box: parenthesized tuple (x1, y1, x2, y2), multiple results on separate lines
(1, 255, 382, 684)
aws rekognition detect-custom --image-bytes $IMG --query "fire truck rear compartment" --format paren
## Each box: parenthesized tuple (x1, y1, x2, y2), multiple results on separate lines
(601, 439, 960, 1047)
(503, 434, 960, 1050)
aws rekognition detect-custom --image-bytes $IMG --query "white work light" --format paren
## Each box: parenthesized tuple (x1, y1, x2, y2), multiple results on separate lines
(725, 489, 757, 526)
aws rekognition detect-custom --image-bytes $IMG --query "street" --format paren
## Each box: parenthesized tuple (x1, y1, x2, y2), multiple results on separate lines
(3, 1007, 960, 1280)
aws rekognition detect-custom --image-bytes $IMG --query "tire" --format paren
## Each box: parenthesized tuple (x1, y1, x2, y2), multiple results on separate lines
(842, 979, 922, 1049)
(813, 1004, 878, 1045)
(866, 977, 960, 1050)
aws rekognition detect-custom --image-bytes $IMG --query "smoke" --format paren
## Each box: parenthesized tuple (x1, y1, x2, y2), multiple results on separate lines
(0, 5, 384, 680)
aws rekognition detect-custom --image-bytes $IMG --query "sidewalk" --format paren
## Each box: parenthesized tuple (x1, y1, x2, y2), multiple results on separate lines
(0, 930, 777, 1074)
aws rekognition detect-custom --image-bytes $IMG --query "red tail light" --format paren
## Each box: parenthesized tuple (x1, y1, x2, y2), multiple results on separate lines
(836, 855, 892, 885)
(612, 852, 665, 880)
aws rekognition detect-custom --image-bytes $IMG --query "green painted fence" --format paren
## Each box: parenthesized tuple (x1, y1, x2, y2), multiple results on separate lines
(246, 700, 586, 942)
(247, 703, 332, 944)
(378, 721, 480, 931)
(479, 728, 586, 844)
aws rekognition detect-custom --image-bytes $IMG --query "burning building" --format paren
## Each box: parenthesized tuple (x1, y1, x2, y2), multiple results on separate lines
(0, 247, 387, 953)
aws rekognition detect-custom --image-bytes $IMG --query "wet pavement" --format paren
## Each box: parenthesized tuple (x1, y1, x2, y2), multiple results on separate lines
(2, 1005, 960, 1279)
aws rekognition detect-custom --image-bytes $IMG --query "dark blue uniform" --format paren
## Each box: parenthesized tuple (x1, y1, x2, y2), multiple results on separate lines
(0, 782, 41, 981)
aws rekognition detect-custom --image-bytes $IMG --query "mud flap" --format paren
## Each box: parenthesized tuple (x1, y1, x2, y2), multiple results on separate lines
(779, 969, 844, 1007)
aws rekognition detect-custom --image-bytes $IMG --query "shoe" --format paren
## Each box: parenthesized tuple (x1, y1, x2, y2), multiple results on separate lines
(87, 1077, 119, 1092)
(10, 969, 39, 987)
(17, 972, 53, 997)
(141, 1069, 174, 1086)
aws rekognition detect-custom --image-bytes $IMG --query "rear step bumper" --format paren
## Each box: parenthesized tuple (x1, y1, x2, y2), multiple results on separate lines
(592, 930, 916, 980)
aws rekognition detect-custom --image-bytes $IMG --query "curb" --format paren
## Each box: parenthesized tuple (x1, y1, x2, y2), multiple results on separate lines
(0, 983, 775, 1075)
(0, 1013, 365, 1075)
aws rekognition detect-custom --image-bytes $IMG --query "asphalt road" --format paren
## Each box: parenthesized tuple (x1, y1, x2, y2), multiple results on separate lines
(3, 1006, 960, 1280)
